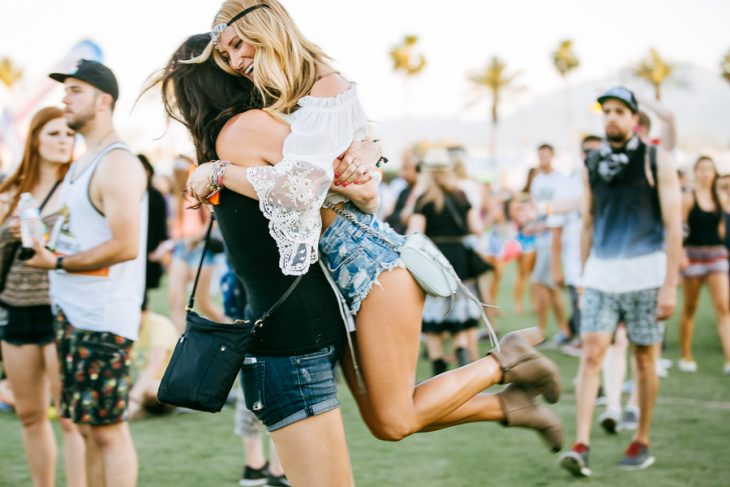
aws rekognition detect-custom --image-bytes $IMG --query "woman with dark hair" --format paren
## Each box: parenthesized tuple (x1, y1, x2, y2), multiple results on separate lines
(0, 106, 86, 487)
(156, 33, 355, 486)
(678, 156, 730, 374)
(157, 25, 563, 483)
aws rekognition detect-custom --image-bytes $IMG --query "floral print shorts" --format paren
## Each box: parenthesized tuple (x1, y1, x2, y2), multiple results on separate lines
(55, 310, 134, 424)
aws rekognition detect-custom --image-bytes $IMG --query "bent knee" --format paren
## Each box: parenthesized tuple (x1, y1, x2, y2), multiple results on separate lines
(16, 406, 48, 428)
(366, 418, 415, 442)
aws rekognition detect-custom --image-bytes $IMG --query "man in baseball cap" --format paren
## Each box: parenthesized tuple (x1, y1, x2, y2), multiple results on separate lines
(597, 86, 639, 113)
(50, 59, 119, 114)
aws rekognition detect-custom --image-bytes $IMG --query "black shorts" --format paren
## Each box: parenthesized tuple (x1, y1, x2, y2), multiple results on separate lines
(1, 303, 55, 346)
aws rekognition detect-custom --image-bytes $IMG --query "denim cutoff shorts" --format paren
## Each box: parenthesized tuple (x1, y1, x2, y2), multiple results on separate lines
(239, 341, 342, 432)
(319, 202, 405, 315)
(172, 241, 216, 268)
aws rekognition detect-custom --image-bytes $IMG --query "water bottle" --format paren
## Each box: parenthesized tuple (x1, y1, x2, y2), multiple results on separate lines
(18, 192, 44, 260)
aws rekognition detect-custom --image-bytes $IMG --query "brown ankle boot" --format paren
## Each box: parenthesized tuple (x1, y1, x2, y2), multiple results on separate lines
(487, 328, 561, 403)
(497, 383, 564, 453)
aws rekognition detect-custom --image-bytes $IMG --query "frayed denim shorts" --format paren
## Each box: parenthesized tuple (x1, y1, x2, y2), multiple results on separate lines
(319, 202, 405, 315)
(240, 341, 342, 432)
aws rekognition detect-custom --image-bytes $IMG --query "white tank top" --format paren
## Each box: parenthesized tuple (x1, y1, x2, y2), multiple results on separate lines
(49, 143, 148, 340)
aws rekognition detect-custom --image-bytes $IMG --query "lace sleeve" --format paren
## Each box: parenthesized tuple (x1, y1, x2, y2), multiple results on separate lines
(247, 86, 366, 275)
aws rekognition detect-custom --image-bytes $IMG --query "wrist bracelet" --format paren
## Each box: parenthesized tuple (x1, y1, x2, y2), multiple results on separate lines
(55, 256, 65, 271)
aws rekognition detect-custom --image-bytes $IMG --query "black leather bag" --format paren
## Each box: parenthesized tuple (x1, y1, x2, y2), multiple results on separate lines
(157, 216, 301, 412)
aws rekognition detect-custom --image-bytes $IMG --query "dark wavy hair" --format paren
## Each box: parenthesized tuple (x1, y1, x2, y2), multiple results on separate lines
(155, 33, 262, 163)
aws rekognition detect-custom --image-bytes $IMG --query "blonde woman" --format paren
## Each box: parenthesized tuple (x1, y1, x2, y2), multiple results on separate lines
(0, 107, 86, 487)
(407, 149, 488, 374)
(178, 0, 563, 476)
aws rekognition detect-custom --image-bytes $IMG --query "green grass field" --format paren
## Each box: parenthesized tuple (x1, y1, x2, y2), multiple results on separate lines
(2, 263, 729, 486)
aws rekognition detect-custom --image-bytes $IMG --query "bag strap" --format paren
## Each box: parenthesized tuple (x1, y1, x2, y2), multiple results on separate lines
(443, 193, 467, 233)
(186, 216, 215, 312)
(39, 180, 62, 211)
(185, 213, 303, 330)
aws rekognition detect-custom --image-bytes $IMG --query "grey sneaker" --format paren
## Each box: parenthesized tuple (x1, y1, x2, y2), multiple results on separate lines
(619, 406, 640, 431)
(618, 441, 655, 471)
(559, 444, 591, 477)
(599, 409, 621, 435)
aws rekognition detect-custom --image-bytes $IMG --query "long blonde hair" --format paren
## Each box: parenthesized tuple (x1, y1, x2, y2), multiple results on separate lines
(418, 169, 462, 214)
(187, 0, 333, 116)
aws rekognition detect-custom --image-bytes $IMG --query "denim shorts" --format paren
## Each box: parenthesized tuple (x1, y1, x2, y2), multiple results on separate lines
(172, 241, 216, 268)
(319, 202, 405, 315)
(239, 341, 342, 432)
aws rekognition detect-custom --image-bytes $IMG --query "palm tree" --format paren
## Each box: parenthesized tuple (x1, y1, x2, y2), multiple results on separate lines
(633, 48, 675, 100)
(389, 35, 427, 77)
(0, 57, 23, 88)
(721, 49, 730, 85)
(389, 35, 426, 142)
(552, 40, 580, 78)
(468, 56, 523, 159)
(552, 40, 580, 147)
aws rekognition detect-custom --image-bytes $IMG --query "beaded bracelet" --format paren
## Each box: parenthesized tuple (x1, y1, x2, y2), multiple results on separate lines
(206, 160, 229, 205)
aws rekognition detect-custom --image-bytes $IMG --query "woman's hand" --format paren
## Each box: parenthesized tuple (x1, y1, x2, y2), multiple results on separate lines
(330, 173, 381, 214)
(334, 140, 381, 186)
(186, 163, 215, 205)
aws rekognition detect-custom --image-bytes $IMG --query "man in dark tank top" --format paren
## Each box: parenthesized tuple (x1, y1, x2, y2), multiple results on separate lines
(559, 87, 683, 478)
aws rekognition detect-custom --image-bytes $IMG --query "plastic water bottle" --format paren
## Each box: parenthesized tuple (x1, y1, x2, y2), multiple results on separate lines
(18, 192, 44, 260)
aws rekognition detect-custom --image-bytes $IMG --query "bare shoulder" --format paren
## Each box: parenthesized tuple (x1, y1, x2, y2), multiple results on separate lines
(310, 72, 351, 98)
(95, 149, 146, 190)
(217, 110, 289, 165)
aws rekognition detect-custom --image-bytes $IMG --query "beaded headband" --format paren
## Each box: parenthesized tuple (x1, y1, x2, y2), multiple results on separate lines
(211, 4, 270, 46)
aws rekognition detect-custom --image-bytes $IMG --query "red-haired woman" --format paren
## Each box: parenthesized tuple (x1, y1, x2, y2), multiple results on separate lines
(0, 107, 86, 487)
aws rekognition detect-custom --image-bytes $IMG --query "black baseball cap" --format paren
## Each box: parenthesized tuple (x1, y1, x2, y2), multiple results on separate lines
(49, 59, 119, 101)
(597, 86, 638, 113)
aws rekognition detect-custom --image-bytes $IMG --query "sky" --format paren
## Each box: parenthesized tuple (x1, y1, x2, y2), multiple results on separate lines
(0, 0, 728, 159)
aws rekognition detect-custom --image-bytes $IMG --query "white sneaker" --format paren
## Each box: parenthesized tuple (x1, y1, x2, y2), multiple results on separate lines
(724, 363, 730, 375)
(678, 359, 698, 373)
(658, 357, 673, 370)
(656, 361, 669, 378)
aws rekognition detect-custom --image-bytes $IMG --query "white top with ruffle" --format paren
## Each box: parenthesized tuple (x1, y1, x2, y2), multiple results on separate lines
(246, 84, 369, 275)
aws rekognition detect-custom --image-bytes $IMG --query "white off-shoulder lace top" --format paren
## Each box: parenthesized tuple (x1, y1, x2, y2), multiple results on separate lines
(246, 84, 369, 276)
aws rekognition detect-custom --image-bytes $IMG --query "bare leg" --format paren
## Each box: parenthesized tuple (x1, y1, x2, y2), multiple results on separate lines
(194, 265, 224, 322)
(549, 287, 570, 337)
(1, 342, 56, 487)
(90, 422, 138, 487)
(633, 344, 659, 444)
(575, 332, 613, 445)
(44, 344, 86, 487)
(348, 269, 505, 440)
(78, 425, 104, 487)
(167, 258, 193, 333)
(602, 326, 628, 413)
(270, 409, 353, 487)
(679, 277, 703, 361)
(421, 393, 504, 430)
(534, 284, 550, 336)
(706, 272, 730, 363)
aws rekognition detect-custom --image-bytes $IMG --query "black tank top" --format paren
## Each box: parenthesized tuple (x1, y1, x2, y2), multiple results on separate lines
(213, 188, 344, 355)
(685, 193, 723, 246)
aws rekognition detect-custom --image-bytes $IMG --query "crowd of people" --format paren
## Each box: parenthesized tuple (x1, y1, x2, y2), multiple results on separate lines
(0, 1, 727, 486)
